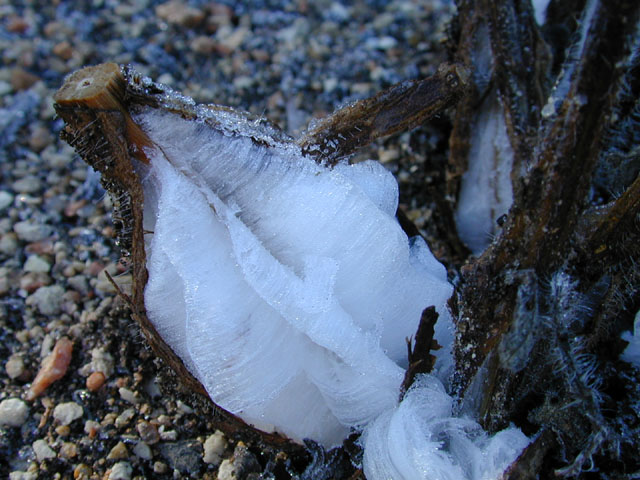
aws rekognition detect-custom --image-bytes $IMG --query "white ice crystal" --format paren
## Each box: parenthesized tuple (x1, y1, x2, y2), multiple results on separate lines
(532, 0, 551, 25)
(135, 108, 454, 446)
(455, 90, 514, 254)
(362, 375, 530, 480)
(133, 105, 527, 478)
(621, 310, 640, 368)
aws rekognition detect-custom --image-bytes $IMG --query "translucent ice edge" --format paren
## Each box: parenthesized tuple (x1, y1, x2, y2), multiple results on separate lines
(455, 89, 514, 254)
(532, 0, 551, 25)
(134, 106, 528, 476)
(621, 310, 640, 368)
(362, 375, 530, 480)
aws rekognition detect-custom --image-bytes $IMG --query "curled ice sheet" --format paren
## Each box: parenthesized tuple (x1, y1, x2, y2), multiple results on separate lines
(362, 375, 530, 480)
(136, 108, 454, 446)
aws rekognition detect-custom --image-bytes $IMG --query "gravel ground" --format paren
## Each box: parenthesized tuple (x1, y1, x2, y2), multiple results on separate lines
(0, 1, 454, 478)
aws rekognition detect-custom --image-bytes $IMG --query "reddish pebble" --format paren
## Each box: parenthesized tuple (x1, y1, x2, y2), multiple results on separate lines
(64, 199, 87, 218)
(25, 239, 55, 255)
(7, 16, 30, 34)
(27, 337, 73, 401)
(86, 371, 105, 392)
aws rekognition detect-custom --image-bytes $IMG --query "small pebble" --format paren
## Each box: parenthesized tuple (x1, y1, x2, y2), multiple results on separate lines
(0, 275, 9, 296)
(5, 354, 25, 380)
(155, 0, 205, 27)
(86, 371, 106, 392)
(153, 461, 168, 474)
(53, 401, 83, 425)
(10, 68, 40, 90)
(203, 430, 227, 465)
(0, 233, 18, 255)
(32, 439, 56, 462)
(73, 464, 92, 479)
(137, 421, 160, 444)
(0, 398, 29, 427)
(0, 191, 13, 211)
(13, 221, 53, 242)
(159, 428, 177, 441)
(27, 336, 73, 400)
(52, 41, 73, 60)
(176, 399, 193, 414)
(119, 387, 141, 404)
(26, 284, 64, 315)
(84, 420, 100, 438)
(217, 442, 261, 480)
(12, 176, 42, 194)
(28, 126, 53, 153)
(90, 347, 115, 378)
(133, 441, 153, 460)
(108, 462, 132, 480)
(107, 441, 129, 460)
(20, 272, 51, 293)
(24, 255, 51, 273)
(115, 407, 135, 428)
(59, 441, 77, 459)
(9, 470, 38, 480)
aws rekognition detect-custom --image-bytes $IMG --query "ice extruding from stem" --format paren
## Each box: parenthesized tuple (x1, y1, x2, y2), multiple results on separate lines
(455, 90, 515, 254)
(621, 310, 640, 368)
(134, 105, 527, 478)
(136, 107, 454, 446)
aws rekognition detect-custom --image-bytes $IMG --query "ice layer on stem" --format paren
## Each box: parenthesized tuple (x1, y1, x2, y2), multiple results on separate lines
(134, 104, 527, 476)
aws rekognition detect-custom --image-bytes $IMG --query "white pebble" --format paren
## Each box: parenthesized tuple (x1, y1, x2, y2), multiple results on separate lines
(53, 401, 83, 425)
(217, 459, 236, 480)
(118, 387, 140, 404)
(32, 439, 56, 462)
(203, 430, 227, 465)
(24, 255, 51, 273)
(108, 462, 132, 480)
(5, 355, 25, 379)
(26, 285, 65, 315)
(115, 408, 135, 428)
(0, 398, 29, 427)
(9, 471, 38, 480)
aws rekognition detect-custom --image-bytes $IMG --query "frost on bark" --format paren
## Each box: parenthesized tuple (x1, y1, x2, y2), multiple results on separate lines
(447, 0, 640, 477)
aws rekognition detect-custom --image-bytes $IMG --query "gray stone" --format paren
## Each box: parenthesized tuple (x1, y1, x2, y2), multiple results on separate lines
(133, 441, 152, 460)
(12, 176, 42, 194)
(0, 398, 29, 427)
(0, 191, 13, 211)
(0, 233, 18, 255)
(157, 440, 203, 474)
(13, 221, 53, 242)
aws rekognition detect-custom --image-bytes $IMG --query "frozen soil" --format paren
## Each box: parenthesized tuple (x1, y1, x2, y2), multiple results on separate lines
(0, 1, 455, 478)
